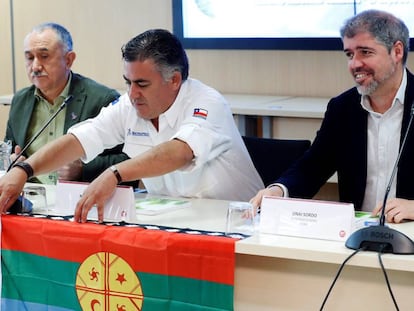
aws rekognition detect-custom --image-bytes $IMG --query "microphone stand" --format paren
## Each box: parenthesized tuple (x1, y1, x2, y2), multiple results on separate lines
(7, 95, 73, 213)
(345, 104, 414, 254)
(7, 95, 73, 171)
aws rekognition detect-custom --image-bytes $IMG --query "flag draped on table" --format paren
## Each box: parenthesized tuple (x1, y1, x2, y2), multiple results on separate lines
(1, 215, 235, 311)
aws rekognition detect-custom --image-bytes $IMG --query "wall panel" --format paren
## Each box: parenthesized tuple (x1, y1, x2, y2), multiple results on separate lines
(0, 0, 13, 94)
(4, 1, 414, 100)
(11, 0, 172, 91)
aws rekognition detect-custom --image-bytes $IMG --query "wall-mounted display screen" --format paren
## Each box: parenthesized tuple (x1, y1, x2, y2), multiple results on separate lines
(172, 0, 414, 50)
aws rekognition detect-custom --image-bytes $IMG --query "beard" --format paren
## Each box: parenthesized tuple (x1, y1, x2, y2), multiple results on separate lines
(356, 80, 379, 96)
(355, 62, 396, 96)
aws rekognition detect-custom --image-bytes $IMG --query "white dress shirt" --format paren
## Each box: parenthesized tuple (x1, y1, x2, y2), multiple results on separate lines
(68, 78, 264, 201)
(361, 71, 407, 211)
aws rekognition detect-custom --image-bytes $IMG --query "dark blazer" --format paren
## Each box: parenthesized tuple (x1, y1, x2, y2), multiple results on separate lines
(5, 72, 130, 182)
(276, 69, 414, 211)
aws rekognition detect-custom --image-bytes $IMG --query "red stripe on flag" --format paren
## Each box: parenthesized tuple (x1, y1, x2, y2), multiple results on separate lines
(2, 215, 235, 285)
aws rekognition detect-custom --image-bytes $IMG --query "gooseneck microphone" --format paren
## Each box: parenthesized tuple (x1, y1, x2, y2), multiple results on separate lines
(345, 103, 414, 254)
(7, 94, 74, 171)
(7, 94, 74, 213)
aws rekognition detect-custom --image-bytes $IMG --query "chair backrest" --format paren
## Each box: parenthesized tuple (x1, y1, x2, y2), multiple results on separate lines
(242, 136, 311, 186)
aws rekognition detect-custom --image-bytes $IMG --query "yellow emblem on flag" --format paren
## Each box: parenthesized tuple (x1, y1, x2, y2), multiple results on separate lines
(75, 252, 143, 310)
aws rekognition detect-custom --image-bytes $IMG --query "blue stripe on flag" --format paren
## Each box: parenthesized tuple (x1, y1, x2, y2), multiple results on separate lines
(2, 298, 75, 311)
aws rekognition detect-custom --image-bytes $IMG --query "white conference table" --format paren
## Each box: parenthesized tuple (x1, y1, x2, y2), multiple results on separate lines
(0, 94, 12, 105)
(0, 96, 12, 140)
(223, 93, 338, 185)
(224, 93, 329, 139)
(37, 184, 414, 310)
(236, 227, 414, 310)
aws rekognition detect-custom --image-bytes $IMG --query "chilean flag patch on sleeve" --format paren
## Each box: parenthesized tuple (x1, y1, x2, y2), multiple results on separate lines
(193, 108, 208, 119)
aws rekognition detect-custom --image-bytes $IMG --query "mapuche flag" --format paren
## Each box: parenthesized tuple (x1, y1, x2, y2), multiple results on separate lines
(1, 215, 235, 310)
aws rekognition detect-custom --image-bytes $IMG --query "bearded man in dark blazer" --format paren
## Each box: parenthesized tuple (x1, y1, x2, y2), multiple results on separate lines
(251, 10, 414, 224)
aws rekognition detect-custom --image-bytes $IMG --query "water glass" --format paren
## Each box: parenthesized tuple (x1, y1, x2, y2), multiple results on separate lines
(0, 140, 12, 175)
(225, 201, 255, 236)
(22, 185, 48, 214)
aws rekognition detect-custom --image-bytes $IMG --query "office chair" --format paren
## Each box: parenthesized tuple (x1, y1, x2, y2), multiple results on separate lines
(242, 136, 311, 186)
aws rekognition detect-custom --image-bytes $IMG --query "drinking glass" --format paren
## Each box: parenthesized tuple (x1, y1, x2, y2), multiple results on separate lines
(0, 140, 12, 176)
(225, 201, 255, 236)
(22, 185, 48, 214)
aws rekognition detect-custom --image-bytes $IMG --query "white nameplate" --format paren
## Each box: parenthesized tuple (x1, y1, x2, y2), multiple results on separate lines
(259, 196, 354, 241)
(53, 181, 136, 222)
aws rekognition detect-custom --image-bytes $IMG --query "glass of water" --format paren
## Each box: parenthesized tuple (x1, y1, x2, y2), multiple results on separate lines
(225, 201, 255, 236)
(22, 185, 48, 214)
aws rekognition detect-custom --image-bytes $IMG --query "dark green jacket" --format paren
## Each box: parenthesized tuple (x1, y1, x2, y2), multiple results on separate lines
(5, 72, 129, 182)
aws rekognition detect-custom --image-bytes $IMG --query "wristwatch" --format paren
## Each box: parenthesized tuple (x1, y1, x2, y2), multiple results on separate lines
(109, 165, 122, 184)
(13, 162, 34, 180)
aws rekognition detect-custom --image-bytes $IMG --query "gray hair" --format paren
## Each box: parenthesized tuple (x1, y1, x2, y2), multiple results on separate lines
(121, 29, 189, 82)
(29, 22, 73, 53)
(340, 10, 409, 65)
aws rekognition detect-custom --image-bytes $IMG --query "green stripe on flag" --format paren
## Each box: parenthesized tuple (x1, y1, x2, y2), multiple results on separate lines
(2, 250, 233, 311)
(2, 250, 80, 310)
(139, 272, 233, 310)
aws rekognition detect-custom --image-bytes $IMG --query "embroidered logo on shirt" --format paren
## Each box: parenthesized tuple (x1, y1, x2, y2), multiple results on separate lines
(71, 112, 78, 120)
(127, 128, 149, 137)
(193, 108, 208, 119)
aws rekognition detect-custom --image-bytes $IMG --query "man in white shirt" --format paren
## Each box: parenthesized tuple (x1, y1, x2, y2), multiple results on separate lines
(0, 29, 263, 222)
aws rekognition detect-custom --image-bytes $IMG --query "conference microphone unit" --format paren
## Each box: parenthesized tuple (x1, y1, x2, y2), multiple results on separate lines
(7, 94, 74, 214)
(345, 103, 414, 254)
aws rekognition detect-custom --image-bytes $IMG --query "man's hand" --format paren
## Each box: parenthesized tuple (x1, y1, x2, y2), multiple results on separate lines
(74, 168, 118, 223)
(249, 185, 284, 213)
(57, 159, 83, 181)
(10, 145, 26, 163)
(372, 198, 414, 223)
(0, 167, 29, 214)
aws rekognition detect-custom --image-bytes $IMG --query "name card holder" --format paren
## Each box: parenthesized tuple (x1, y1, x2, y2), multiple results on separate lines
(260, 196, 354, 241)
(54, 180, 136, 222)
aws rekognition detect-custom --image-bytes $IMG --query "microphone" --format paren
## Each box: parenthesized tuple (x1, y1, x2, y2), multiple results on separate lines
(7, 95, 74, 171)
(345, 103, 414, 254)
(7, 94, 74, 213)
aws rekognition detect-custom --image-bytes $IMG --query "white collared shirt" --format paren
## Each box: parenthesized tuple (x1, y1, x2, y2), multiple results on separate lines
(361, 71, 407, 211)
(68, 78, 264, 201)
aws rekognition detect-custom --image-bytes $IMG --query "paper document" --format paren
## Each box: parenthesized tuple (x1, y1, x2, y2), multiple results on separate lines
(135, 197, 191, 215)
(354, 211, 379, 230)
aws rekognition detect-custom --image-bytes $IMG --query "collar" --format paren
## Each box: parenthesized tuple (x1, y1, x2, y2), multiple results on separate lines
(34, 72, 72, 106)
(158, 79, 187, 128)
